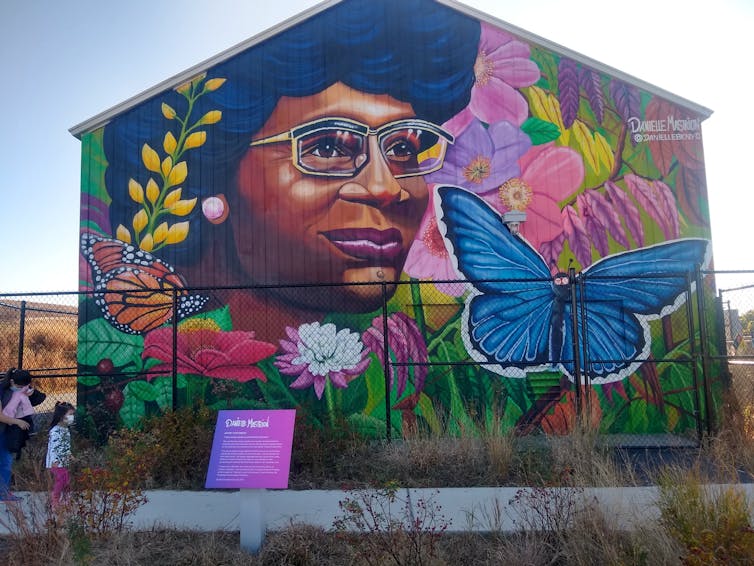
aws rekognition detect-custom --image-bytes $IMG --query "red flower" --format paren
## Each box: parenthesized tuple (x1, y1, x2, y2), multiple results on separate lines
(143, 328, 277, 382)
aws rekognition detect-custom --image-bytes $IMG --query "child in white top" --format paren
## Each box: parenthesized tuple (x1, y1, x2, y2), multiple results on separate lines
(46, 402, 75, 510)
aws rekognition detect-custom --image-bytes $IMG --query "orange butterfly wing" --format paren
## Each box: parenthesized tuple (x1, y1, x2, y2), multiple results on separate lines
(81, 233, 208, 334)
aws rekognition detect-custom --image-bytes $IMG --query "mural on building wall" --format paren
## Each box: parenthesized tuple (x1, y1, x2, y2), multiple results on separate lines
(78, 0, 716, 438)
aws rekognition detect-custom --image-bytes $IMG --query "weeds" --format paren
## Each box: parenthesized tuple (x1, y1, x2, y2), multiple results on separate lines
(333, 482, 449, 565)
(658, 467, 754, 564)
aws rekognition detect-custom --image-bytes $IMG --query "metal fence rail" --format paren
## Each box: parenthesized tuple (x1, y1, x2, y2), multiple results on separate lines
(3, 269, 752, 446)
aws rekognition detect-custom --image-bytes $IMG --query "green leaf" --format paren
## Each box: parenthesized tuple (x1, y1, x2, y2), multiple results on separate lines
(152, 376, 185, 410)
(346, 413, 387, 438)
(119, 396, 145, 428)
(500, 394, 524, 430)
(417, 393, 441, 434)
(521, 117, 561, 145)
(125, 380, 158, 402)
(80, 129, 111, 204)
(77, 375, 101, 387)
(180, 305, 233, 331)
(627, 400, 650, 432)
(363, 354, 387, 417)
(78, 318, 144, 369)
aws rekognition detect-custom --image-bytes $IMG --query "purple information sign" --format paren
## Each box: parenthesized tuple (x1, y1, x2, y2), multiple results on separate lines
(205, 409, 296, 489)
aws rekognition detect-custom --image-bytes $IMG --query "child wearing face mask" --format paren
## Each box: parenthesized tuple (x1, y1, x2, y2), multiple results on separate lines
(46, 402, 75, 510)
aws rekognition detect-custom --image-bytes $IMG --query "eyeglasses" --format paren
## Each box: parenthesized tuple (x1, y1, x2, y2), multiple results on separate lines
(249, 117, 454, 178)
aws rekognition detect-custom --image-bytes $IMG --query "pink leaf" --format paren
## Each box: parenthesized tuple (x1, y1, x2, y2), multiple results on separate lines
(653, 180, 680, 238)
(604, 181, 644, 247)
(624, 174, 679, 240)
(577, 194, 609, 256)
(583, 190, 630, 249)
(562, 205, 593, 267)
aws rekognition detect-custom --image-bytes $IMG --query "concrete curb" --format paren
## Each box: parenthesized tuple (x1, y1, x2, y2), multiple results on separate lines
(2, 484, 753, 536)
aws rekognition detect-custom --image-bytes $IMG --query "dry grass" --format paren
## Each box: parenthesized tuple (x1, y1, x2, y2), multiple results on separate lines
(0, 308, 78, 411)
(5, 427, 754, 565)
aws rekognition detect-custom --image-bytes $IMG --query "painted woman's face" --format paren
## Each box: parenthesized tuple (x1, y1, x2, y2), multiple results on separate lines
(233, 82, 430, 311)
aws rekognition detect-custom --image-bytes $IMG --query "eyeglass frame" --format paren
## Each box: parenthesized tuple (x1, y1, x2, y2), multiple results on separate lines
(249, 117, 454, 178)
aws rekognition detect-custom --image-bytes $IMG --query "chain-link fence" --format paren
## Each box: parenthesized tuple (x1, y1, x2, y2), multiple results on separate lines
(1, 269, 740, 446)
(0, 294, 78, 413)
(717, 271, 754, 437)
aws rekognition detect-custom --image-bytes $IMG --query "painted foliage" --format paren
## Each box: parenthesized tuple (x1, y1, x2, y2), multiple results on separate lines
(77, 0, 717, 438)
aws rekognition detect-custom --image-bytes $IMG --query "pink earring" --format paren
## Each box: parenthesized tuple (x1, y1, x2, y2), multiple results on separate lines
(202, 194, 229, 224)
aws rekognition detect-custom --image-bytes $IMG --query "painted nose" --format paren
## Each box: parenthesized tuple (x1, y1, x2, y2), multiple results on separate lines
(338, 136, 407, 206)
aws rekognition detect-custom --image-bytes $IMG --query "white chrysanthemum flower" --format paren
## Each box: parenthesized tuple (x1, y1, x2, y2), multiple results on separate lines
(293, 322, 364, 376)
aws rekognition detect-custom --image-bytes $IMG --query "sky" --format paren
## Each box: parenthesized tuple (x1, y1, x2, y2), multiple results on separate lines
(1, 0, 752, 306)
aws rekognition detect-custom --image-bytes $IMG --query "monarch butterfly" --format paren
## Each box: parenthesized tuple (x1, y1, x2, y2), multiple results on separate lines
(80, 233, 209, 335)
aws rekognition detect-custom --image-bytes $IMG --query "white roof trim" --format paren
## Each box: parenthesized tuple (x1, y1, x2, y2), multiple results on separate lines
(70, 0, 711, 139)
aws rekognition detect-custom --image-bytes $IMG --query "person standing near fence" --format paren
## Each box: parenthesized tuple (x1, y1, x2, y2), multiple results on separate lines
(0, 369, 32, 502)
(46, 401, 75, 510)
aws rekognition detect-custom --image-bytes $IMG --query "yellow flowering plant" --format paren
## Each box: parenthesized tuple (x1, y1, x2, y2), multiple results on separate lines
(116, 73, 225, 251)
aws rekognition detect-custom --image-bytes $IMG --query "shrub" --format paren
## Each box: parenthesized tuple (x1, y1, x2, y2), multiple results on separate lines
(68, 466, 147, 535)
(139, 406, 216, 489)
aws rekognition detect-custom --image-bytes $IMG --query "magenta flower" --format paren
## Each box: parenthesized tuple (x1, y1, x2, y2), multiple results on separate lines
(483, 143, 584, 252)
(362, 312, 428, 398)
(275, 322, 370, 399)
(427, 118, 531, 194)
(403, 188, 464, 296)
(143, 328, 277, 382)
(469, 23, 541, 126)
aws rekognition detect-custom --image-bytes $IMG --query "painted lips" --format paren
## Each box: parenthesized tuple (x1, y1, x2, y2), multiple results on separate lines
(322, 228, 404, 262)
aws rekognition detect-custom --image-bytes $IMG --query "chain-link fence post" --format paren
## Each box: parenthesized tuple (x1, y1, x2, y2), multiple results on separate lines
(568, 267, 582, 417)
(17, 300, 26, 369)
(381, 280, 391, 442)
(695, 267, 714, 436)
(685, 272, 704, 444)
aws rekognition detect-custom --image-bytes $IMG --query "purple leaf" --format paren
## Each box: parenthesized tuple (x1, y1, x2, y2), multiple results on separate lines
(609, 79, 641, 146)
(602, 381, 629, 404)
(539, 232, 565, 271)
(579, 68, 604, 123)
(604, 181, 644, 247)
(562, 205, 593, 267)
(624, 174, 680, 240)
(577, 194, 609, 257)
(583, 190, 630, 249)
(558, 58, 580, 129)
(608, 80, 641, 123)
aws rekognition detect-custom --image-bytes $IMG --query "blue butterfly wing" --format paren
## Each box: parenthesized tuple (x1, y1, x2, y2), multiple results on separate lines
(436, 186, 553, 289)
(576, 239, 710, 383)
(569, 294, 647, 383)
(436, 186, 563, 376)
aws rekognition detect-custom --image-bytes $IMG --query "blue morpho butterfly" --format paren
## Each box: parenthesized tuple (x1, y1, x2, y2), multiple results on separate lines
(435, 186, 711, 384)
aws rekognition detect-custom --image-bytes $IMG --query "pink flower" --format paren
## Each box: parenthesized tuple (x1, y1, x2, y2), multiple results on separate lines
(143, 328, 277, 382)
(362, 313, 428, 398)
(275, 322, 370, 399)
(403, 188, 465, 296)
(469, 23, 541, 126)
(483, 143, 584, 252)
